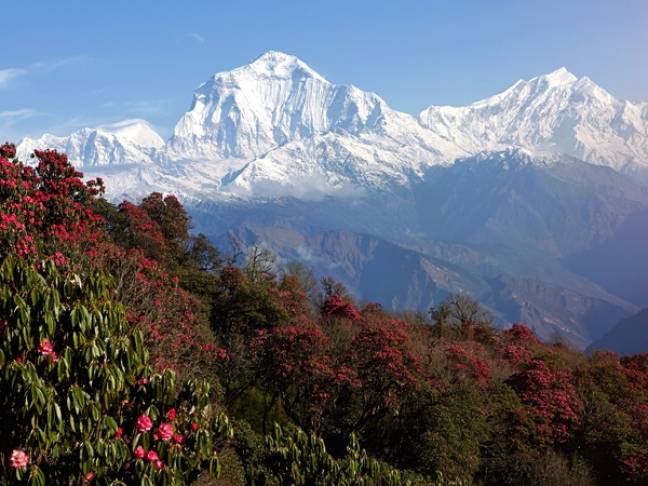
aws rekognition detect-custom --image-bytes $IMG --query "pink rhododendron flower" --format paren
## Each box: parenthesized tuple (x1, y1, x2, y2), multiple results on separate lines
(133, 446, 146, 459)
(135, 415, 153, 432)
(84, 471, 96, 482)
(9, 449, 29, 469)
(115, 426, 124, 438)
(173, 433, 185, 445)
(38, 339, 54, 355)
(191, 422, 199, 432)
(37, 339, 59, 363)
(154, 459, 165, 470)
(146, 450, 159, 462)
(158, 422, 174, 441)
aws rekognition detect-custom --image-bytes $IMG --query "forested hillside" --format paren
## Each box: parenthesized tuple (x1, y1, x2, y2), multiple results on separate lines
(1, 144, 647, 485)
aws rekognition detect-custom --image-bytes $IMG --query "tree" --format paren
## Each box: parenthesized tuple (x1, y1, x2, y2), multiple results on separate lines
(251, 325, 336, 433)
(507, 360, 582, 448)
(139, 193, 190, 247)
(243, 245, 276, 284)
(430, 294, 491, 330)
(284, 261, 319, 308)
(321, 294, 361, 321)
(319, 276, 350, 302)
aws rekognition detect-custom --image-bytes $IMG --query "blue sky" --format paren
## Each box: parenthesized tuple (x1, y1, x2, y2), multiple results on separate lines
(2, 0, 647, 140)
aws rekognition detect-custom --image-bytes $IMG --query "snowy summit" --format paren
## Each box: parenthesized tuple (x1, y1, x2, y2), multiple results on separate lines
(17, 52, 648, 201)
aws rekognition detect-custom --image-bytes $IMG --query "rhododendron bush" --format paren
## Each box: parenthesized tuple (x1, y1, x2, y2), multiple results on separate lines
(0, 146, 232, 484)
(0, 257, 232, 484)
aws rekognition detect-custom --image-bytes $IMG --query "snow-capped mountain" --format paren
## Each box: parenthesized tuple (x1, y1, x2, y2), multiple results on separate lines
(158, 51, 466, 199)
(166, 51, 463, 165)
(15, 52, 648, 201)
(419, 67, 648, 173)
(18, 119, 164, 168)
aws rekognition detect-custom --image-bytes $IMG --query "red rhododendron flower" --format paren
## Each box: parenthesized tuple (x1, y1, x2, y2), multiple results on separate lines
(115, 426, 124, 439)
(146, 450, 159, 462)
(154, 459, 165, 470)
(158, 422, 173, 441)
(133, 446, 146, 459)
(321, 293, 361, 320)
(166, 408, 176, 421)
(173, 433, 185, 445)
(0, 143, 16, 159)
(190, 422, 199, 432)
(53, 251, 67, 266)
(9, 449, 29, 469)
(135, 415, 153, 432)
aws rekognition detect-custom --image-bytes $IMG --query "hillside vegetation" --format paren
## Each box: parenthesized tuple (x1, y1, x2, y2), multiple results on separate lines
(0, 144, 646, 485)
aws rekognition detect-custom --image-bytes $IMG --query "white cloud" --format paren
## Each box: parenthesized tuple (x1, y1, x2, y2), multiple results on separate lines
(30, 55, 89, 71)
(0, 108, 45, 139)
(0, 55, 89, 89)
(187, 32, 205, 44)
(0, 108, 41, 119)
(0, 68, 27, 88)
(227, 169, 367, 202)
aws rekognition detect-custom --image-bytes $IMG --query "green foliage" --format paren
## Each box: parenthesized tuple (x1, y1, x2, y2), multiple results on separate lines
(242, 424, 461, 486)
(416, 386, 488, 481)
(0, 256, 233, 484)
(211, 267, 288, 346)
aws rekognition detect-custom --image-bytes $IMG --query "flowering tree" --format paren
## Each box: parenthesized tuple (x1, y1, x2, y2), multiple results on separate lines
(507, 360, 582, 447)
(251, 325, 339, 432)
(339, 319, 422, 434)
(321, 293, 361, 321)
(444, 344, 491, 386)
(0, 146, 104, 263)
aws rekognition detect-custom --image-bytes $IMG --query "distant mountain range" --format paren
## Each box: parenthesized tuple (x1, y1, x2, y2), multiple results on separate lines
(588, 309, 648, 355)
(15, 51, 648, 350)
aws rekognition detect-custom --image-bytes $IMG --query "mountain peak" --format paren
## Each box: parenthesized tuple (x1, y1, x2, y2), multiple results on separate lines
(17, 118, 163, 168)
(234, 50, 326, 82)
(538, 67, 578, 86)
(252, 50, 300, 64)
(94, 119, 164, 148)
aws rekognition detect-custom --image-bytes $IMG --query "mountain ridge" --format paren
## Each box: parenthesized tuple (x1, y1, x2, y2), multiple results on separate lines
(16, 51, 648, 203)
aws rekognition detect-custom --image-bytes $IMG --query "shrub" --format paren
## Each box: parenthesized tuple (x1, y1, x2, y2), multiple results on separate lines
(0, 256, 233, 484)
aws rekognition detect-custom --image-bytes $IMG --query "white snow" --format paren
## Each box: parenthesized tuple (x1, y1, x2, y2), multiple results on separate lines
(18, 119, 164, 168)
(419, 68, 648, 172)
(15, 53, 648, 203)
